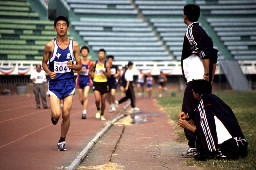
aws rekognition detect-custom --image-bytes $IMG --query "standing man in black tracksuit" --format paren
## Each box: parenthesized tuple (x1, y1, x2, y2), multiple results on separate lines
(178, 4, 218, 156)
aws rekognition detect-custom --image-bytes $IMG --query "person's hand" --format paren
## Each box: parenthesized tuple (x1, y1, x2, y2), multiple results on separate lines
(48, 72, 56, 79)
(114, 73, 118, 78)
(67, 61, 73, 69)
(100, 69, 104, 73)
(177, 119, 190, 129)
(80, 67, 86, 73)
(178, 112, 189, 120)
(203, 74, 209, 81)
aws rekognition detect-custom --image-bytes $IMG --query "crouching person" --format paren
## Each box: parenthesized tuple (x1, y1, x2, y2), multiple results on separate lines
(178, 80, 247, 160)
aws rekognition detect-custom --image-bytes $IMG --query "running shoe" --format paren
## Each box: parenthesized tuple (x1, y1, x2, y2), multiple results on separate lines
(51, 116, 59, 125)
(112, 106, 116, 111)
(82, 113, 87, 119)
(96, 110, 100, 119)
(115, 100, 119, 107)
(182, 148, 197, 157)
(57, 141, 67, 151)
(100, 115, 106, 121)
(132, 107, 140, 111)
(82, 110, 87, 119)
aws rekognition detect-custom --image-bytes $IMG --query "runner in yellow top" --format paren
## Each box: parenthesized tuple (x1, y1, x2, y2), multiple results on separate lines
(90, 49, 111, 120)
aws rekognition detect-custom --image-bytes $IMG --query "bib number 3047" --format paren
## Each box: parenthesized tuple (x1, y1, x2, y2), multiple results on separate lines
(54, 61, 71, 73)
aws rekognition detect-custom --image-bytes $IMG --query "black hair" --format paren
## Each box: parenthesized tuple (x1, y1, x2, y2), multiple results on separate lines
(54, 16, 69, 27)
(192, 79, 211, 96)
(128, 61, 133, 67)
(107, 55, 114, 60)
(80, 46, 89, 53)
(36, 64, 41, 68)
(184, 4, 200, 22)
(98, 49, 106, 54)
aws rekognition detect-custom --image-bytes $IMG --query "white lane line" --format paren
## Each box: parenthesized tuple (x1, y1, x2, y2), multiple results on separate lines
(0, 124, 52, 150)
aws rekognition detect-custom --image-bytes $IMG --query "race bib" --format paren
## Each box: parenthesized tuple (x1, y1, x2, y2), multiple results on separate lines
(54, 61, 71, 73)
(95, 68, 105, 75)
(111, 68, 116, 75)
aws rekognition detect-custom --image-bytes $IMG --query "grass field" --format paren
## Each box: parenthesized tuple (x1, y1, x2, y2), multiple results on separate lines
(157, 91, 256, 170)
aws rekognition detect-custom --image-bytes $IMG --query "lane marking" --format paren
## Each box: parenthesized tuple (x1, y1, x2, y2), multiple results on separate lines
(0, 124, 52, 150)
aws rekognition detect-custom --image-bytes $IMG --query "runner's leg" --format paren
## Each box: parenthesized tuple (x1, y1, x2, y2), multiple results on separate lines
(101, 93, 106, 115)
(83, 86, 90, 111)
(61, 95, 73, 138)
(78, 89, 83, 104)
(50, 95, 61, 120)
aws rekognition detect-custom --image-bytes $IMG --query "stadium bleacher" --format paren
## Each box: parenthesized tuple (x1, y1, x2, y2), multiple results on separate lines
(67, 0, 137, 15)
(0, 0, 72, 61)
(195, 0, 256, 60)
(67, 0, 173, 62)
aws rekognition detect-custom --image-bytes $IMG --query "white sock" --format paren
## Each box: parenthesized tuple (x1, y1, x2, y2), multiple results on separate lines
(83, 110, 87, 114)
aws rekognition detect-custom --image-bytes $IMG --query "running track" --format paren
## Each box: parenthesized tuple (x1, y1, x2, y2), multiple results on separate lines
(0, 94, 121, 170)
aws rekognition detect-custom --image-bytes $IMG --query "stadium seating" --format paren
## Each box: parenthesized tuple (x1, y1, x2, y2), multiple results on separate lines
(195, 0, 256, 60)
(69, 15, 172, 61)
(135, 0, 185, 16)
(67, 0, 137, 15)
(0, 0, 71, 60)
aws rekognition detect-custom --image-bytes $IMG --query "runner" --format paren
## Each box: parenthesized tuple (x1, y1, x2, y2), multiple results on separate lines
(42, 16, 82, 151)
(89, 49, 111, 120)
(158, 71, 167, 98)
(137, 69, 145, 97)
(146, 73, 154, 98)
(119, 66, 127, 97)
(107, 55, 120, 112)
(75, 46, 92, 119)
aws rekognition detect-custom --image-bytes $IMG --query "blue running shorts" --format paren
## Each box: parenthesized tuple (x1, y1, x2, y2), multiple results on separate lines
(49, 78, 75, 99)
(78, 76, 90, 89)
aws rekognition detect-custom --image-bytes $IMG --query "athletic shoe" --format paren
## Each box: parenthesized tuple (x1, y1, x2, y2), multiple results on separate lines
(100, 115, 106, 121)
(112, 106, 116, 111)
(96, 111, 100, 119)
(132, 107, 140, 111)
(82, 110, 87, 119)
(115, 100, 119, 107)
(81, 101, 84, 105)
(159, 94, 162, 98)
(57, 141, 67, 151)
(51, 116, 59, 125)
(82, 113, 87, 119)
(182, 148, 197, 157)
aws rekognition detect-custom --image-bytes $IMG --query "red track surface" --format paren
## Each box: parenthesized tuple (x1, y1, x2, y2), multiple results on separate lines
(0, 94, 120, 170)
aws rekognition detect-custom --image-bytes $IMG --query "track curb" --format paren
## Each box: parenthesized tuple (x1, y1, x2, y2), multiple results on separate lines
(66, 113, 127, 170)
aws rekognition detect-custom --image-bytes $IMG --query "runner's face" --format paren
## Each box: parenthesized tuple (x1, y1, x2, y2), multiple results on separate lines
(81, 49, 88, 57)
(54, 20, 69, 36)
(107, 58, 113, 64)
(98, 51, 105, 60)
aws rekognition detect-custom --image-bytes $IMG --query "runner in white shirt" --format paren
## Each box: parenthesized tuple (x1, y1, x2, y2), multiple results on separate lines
(30, 64, 48, 109)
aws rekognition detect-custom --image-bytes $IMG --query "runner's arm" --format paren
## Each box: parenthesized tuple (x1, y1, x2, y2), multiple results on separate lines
(68, 41, 82, 71)
(42, 41, 56, 80)
(104, 62, 111, 78)
(89, 61, 95, 78)
(115, 67, 121, 78)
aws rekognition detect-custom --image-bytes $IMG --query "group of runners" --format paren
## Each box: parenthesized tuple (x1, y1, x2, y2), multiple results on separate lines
(137, 70, 167, 98)
(41, 16, 167, 151)
(40, 4, 248, 160)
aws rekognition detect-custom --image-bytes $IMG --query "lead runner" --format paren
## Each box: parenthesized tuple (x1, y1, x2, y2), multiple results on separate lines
(42, 16, 82, 151)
